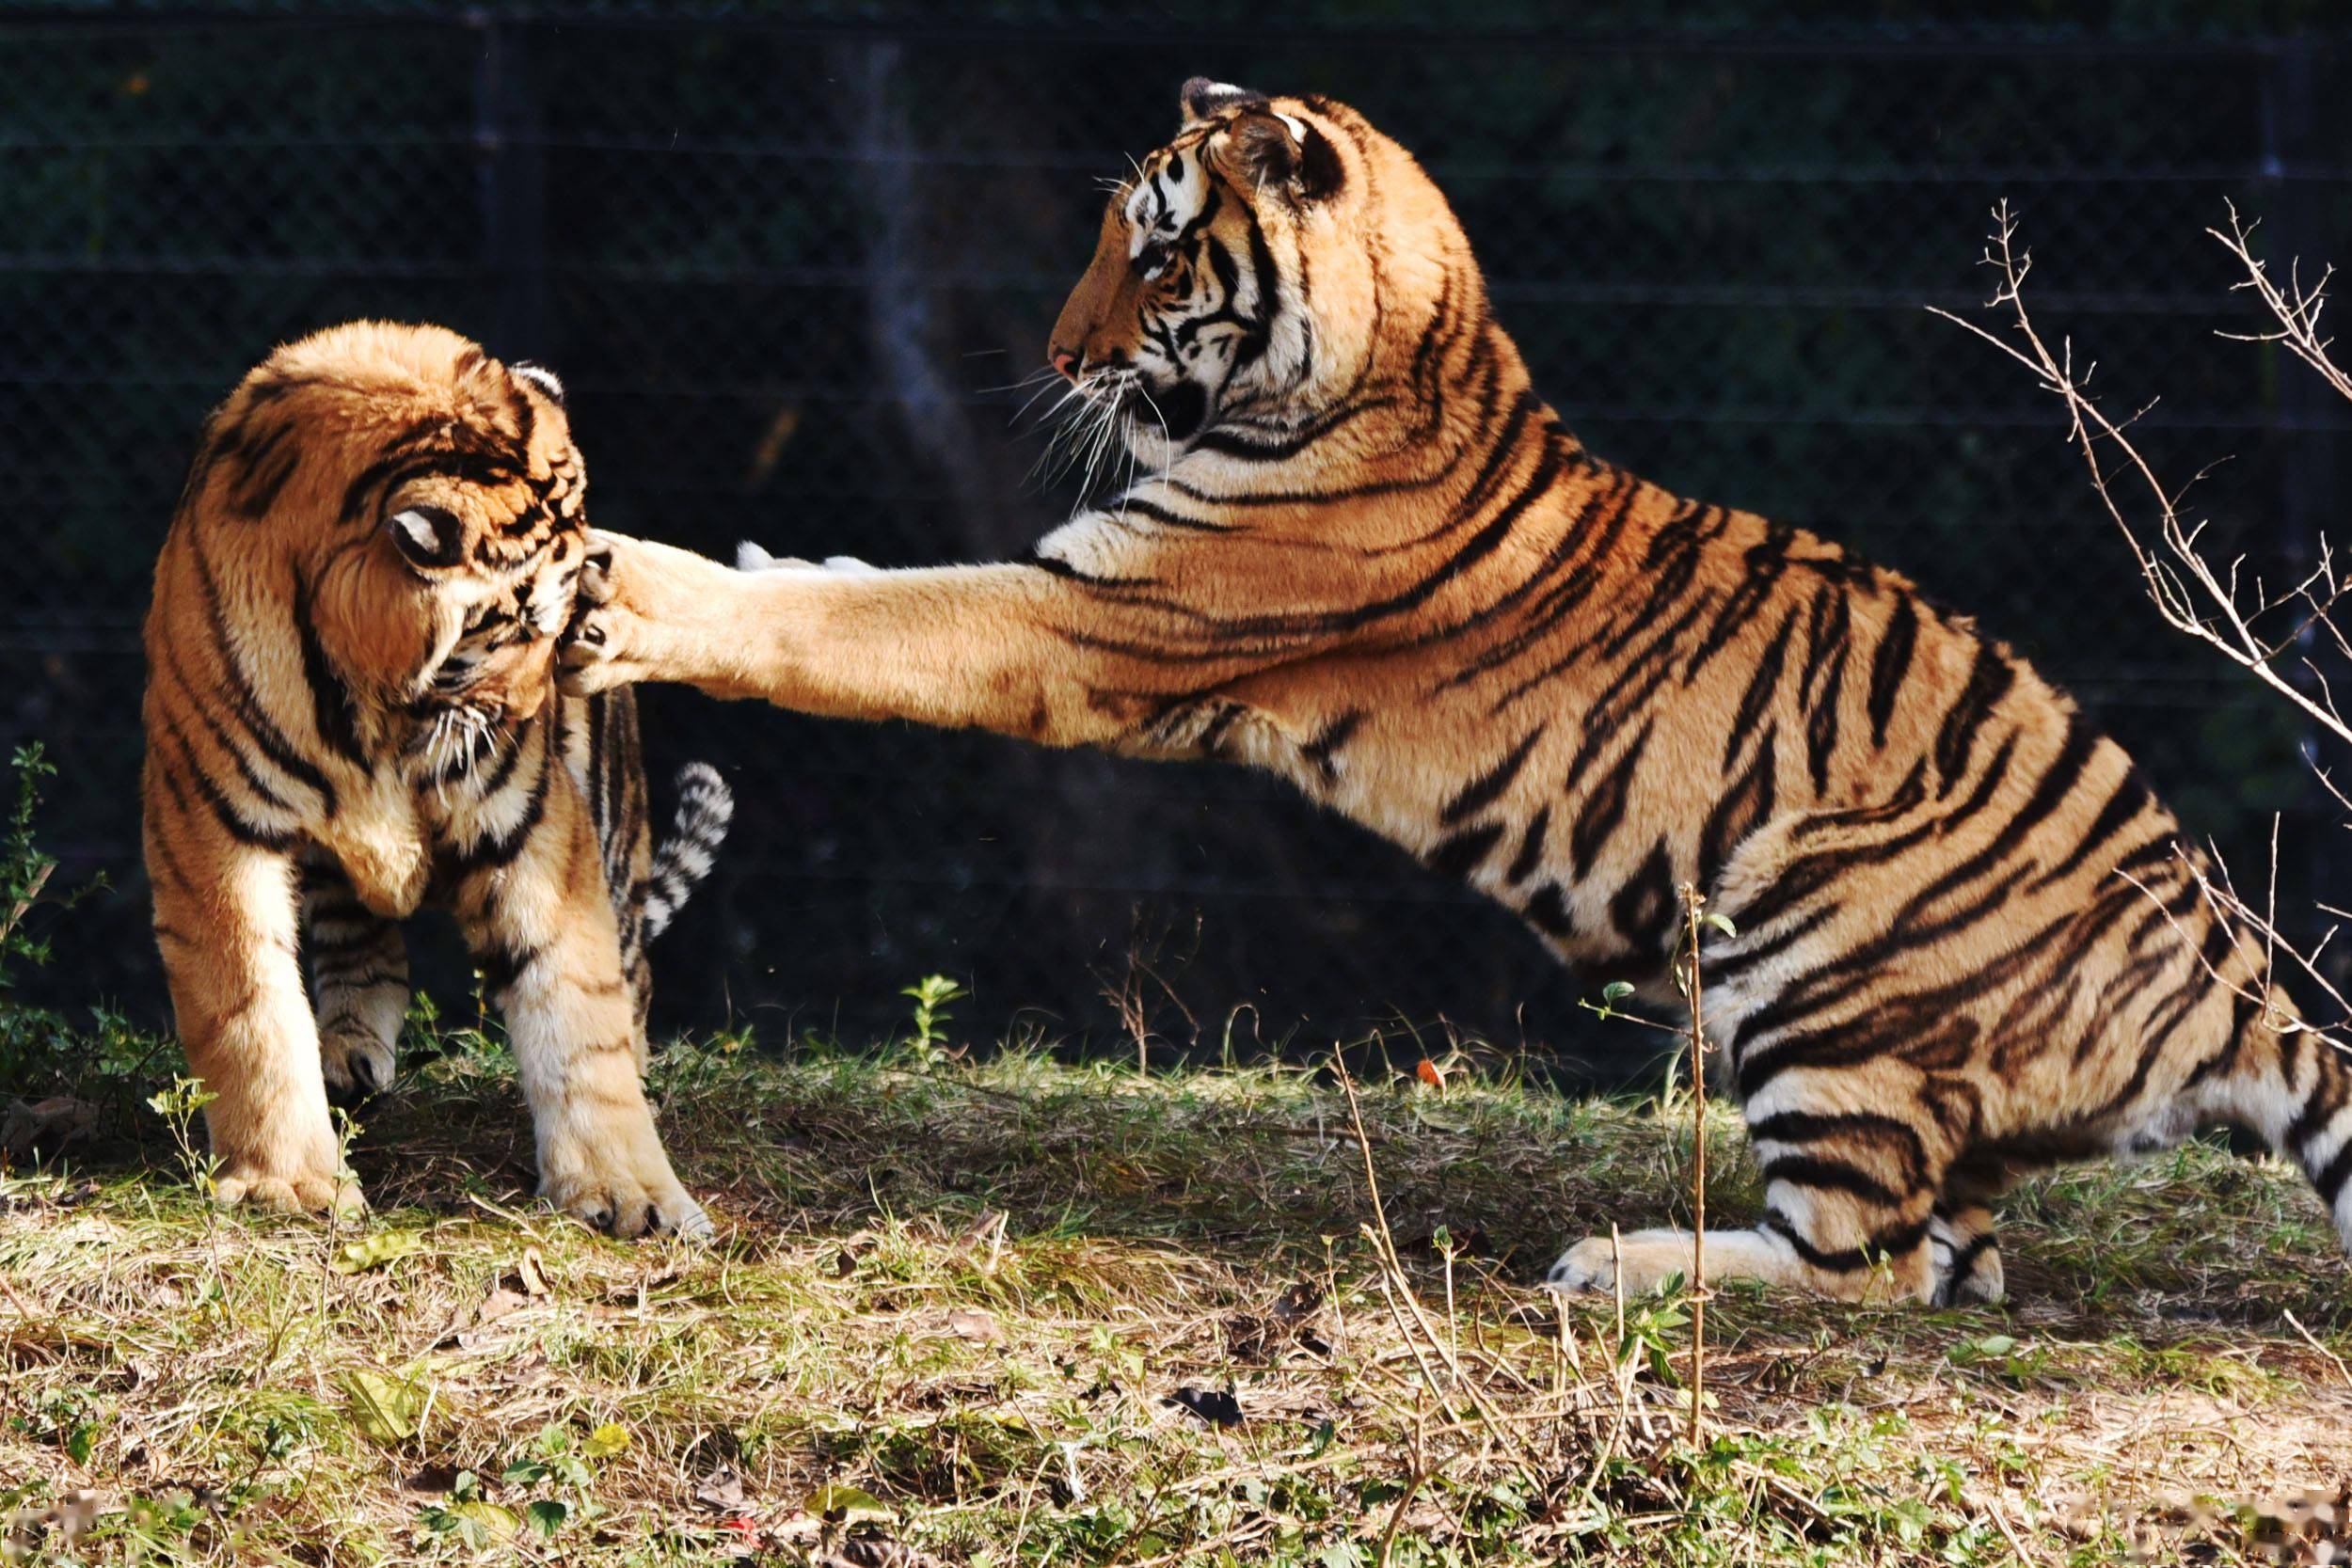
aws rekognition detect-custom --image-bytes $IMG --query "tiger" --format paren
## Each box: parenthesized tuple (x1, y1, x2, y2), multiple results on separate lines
(142, 321, 730, 1238)
(558, 81, 2352, 1301)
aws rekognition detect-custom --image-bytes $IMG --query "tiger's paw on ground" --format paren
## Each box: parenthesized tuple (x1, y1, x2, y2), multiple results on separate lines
(538, 1147, 711, 1241)
(214, 1163, 365, 1217)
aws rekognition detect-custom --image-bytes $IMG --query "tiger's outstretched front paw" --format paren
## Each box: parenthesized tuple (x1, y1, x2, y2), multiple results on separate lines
(557, 531, 652, 695)
(559, 530, 771, 695)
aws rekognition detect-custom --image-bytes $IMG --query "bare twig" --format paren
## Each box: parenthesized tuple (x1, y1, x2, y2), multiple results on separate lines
(1930, 201, 2352, 750)
(1938, 200, 2352, 1081)
(2213, 203, 2352, 407)
(1679, 883, 1708, 1445)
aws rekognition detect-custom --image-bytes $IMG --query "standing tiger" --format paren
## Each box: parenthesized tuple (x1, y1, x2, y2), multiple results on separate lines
(560, 83, 2352, 1300)
(144, 321, 729, 1237)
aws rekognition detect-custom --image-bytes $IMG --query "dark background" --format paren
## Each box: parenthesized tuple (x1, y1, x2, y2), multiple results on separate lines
(5, 3, 2349, 1077)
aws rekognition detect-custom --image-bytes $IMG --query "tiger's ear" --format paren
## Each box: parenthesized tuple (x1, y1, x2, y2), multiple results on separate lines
(387, 504, 466, 571)
(508, 360, 565, 405)
(1221, 107, 1344, 204)
(1179, 76, 1266, 128)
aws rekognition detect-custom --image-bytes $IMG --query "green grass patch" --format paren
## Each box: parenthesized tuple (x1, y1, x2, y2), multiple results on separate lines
(5, 1022, 2351, 1564)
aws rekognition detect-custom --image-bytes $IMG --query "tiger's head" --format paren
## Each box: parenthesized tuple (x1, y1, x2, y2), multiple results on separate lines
(1047, 80, 1472, 471)
(186, 322, 591, 781)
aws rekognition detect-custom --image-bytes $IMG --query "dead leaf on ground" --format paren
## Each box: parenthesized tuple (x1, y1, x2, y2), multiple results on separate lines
(829, 1232, 880, 1279)
(941, 1308, 1005, 1345)
(342, 1367, 430, 1446)
(957, 1209, 1008, 1273)
(437, 1279, 532, 1351)
(601, 1268, 681, 1307)
(694, 1467, 749, 1513)
(2, 1096, 96, 1162)
(512, 1247, 550, 1296)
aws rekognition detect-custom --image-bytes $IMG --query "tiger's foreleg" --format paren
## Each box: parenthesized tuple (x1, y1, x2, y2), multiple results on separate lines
(558, 533, 1232, 747)
(300, 849, 409, 1104)
(144, 777, 358, 1213)
(449, 731, 707, 1239)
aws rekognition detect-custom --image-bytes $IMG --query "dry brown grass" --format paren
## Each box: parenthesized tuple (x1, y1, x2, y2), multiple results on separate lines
(5, 1028, 2351, 1564)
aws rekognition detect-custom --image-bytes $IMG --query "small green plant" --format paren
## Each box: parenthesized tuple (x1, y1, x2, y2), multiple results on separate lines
(146, 1075, 220, 1200)
(0, 743, 106, 1095)
(415, 1422, 630, 1547)
(414, 1469, 519, 1550)
(898, 974, 968, 1069)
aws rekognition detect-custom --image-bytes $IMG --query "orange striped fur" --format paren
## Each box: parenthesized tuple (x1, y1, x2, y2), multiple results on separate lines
(562, 85, 2352, 1300)
(144, 322, 727, 1236)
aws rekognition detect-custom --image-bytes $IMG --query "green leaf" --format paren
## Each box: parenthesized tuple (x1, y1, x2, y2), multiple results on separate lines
(447, 1500, 518, 1544)
(1948, 1332, 2022, 1368)
(342, 1367, 429, 1446)
(580, 1422, 629, 1460)
(1601, 981, 1635, 1004)
(805, 1482, 891, 1523)
(1702, 911, 1739, 938)
(329, 1229, 424, 1275)
(524, 1499, 567, 1540)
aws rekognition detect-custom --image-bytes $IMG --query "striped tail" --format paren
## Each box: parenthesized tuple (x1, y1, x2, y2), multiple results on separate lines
(643, 761, 733, 940)
(2217, 989, 2352, 1250)
(2281, 1029, 2352, 1250)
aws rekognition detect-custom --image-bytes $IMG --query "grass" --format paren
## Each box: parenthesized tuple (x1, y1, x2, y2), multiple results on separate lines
(5, 1014, 2352, 1566)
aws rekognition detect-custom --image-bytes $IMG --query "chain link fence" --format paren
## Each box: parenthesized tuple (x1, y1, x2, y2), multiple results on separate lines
(5, 6, 2349, 1071)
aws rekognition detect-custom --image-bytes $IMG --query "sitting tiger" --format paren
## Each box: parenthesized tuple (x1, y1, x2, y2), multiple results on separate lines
(143, 321, 728, 1237)
(561, 82, 2352, 1300)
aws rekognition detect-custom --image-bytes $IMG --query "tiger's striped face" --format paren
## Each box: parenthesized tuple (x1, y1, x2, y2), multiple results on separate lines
(188, 325, 595, 793)
(1048, 79, 1367, 471)
(372, 371, 591, 784)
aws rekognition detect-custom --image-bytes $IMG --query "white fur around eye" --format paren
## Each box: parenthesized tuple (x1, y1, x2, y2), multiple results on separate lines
(389, 507, 454, 562)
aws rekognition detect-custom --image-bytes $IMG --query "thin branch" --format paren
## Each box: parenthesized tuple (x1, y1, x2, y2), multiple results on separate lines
(1929, 201, 2352, 750)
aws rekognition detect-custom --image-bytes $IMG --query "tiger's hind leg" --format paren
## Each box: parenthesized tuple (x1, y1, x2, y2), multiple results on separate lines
(1929, 1156, 2006, 1306)
(1549, 1086, 1948, 1304)
(301, 850, 409, 1104)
